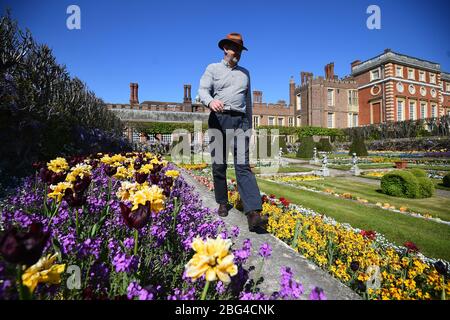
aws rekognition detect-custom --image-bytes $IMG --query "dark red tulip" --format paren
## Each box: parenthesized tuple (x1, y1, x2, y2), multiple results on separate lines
(135, 172, 148, 184)
(120, 202, 151, 229)
(134, 158, 143, 171)
(404, 241, 419, 253)
(32, 161, 43, 171)
(104, 165, 117, 177)
(0, 223, 50, 266)
(64, 188, 87, 208)
(73, 175, 91, 193)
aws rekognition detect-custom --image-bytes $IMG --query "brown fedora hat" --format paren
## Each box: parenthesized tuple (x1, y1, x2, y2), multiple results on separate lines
(218, 32, 248, 51)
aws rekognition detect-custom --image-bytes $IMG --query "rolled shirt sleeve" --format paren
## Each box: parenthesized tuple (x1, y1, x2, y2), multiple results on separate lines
(198, 64, 215, 108)
(245, 74, 253, 129)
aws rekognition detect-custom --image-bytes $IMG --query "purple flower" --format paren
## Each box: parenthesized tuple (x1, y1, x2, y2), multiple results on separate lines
(112, 252, 138, 273)
(309, 287, 327, 300)
(216, 281, 226, 295)
(239, 292, 269, 300)
(279, 267, 304, 299)
(259, 243, 272, 258)
(231, 226, 240, 238)
(127, 281, 157, 300)
(234, 239, 252, 264)
(123, 237, 135, 250)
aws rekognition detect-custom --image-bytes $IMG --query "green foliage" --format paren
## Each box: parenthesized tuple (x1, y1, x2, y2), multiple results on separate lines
(443, 173, 450, 187)
(132, 121, 208, 134)
(416, 177, 435, 198)
(348, 136, 368, 156)
(0, 12, 129, 192)
(316, 138, 333, 152)
(257, 125, 344, 137)
(381, 170, 420, 198)
(296, 136, 315, 159)
(381, 170, 434, 199)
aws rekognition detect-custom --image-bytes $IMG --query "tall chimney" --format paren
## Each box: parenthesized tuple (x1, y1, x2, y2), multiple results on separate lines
(183, 84, 192, 103)
(134, 83, 139, 104)
(329, 63, 334, 79)
(289, 76, 295, 107)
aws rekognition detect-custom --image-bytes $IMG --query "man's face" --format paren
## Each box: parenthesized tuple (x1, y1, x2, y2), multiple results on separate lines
(223, 43, 242, 62)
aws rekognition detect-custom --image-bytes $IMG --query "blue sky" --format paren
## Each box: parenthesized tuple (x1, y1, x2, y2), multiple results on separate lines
(2, 0, 449, 104)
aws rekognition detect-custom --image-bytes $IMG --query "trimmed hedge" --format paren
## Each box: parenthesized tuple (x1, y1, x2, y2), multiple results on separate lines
(443, 173, 450, 187)
(348, 136, 368, 156)
(381, 170, 434, 199)
(296, 136, 315, 159)
(316, 138, 333, 152)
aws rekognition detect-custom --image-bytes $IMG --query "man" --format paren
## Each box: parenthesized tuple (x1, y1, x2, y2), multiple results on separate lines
(198, 32, 267, 232)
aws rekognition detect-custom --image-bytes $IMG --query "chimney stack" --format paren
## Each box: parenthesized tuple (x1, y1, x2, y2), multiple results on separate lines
(289, 77, 295, 107)
(129, 83, 139, 105)
(183, 84, 192, 103)
(301, 72, 313, 85)
(325, 62, 335, 80)
(253, 91, 262, 103)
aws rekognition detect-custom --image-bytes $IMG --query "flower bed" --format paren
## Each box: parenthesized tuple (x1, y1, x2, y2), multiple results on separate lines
(182, 167, 450, 300)
(0, 153, 324, 300)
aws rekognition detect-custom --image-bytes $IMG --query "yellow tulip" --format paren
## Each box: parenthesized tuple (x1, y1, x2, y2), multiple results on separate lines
(185, 236, 238, 283)
(22, 254, 66, 293)
(47, 157, 69, 173)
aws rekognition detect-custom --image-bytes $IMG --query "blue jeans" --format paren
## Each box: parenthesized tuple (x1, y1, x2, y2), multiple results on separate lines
(207, 111, 262, 214)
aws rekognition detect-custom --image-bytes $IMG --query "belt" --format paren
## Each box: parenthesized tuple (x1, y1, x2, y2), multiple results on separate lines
(220, 109, 245, 116)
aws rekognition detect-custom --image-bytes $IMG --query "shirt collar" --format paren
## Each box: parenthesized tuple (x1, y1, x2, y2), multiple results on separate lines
(222, 58, 238, 70)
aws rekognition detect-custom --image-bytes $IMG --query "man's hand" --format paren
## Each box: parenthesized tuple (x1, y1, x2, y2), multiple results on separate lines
(208, 99, 224, 112)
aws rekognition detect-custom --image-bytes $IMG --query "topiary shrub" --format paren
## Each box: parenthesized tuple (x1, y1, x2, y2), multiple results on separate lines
(348, 135, 368, 156)
(443, 173, 450, 187)
(278, 135, 288, 154)
(296, 136, 315, 159)
(416, 176, 435, 198)
(316, 138, 333, 152)
(408, 168, 427, 178)
(380, 170, 420, 198)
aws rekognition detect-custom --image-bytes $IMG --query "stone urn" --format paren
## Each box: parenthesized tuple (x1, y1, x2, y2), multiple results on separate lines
(394, 160, 408, 169)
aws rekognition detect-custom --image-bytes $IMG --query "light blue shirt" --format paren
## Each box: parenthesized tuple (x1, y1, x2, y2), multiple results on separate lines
(198, 59, 252, 127)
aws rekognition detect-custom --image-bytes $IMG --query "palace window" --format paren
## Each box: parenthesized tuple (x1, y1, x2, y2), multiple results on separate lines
(327, 112, 335, 128)
(327, 89, 334, 106)
(288, 117, 294, 127)
(278, 117, 284, 126)
(370, 68, 381, 81)
(396, 66, 403, 78)
(407, 68, 415, 80)
(296, 94, 301, 110)
(419, 71, 425, 82)
(397, 99, 404, 121)
(348, 90, 358, 105)
(431, 104, 437, 117)
(162, 134, 172, 144)
(429, 73, 436, 84)
(268, 116, 275, 126)
(420, 102, 427, 119)
(409, 100, 416, 120)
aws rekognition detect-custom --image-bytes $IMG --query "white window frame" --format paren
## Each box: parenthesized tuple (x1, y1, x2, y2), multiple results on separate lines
(419, 70, 425, 82)
(431, 103, 437, 117)
(395, 66, 403, 78)
(446, 83, 450, 92)
(353, 113, 358, 127)
(397, 99, 405, 121)
(370, 68, 381, 81)
(429, 73, 436, 84)
(327, 112, 335, 128)
(420, 101, 427, 119)
(277, 117, 284, 126)
(288, 117, 294, 127)
(348, 113, 352, 127)
(409, 100, 416, 120)
(327, 88, 334, 106)
(161, 134, 172, 144)
(253, 115, 259, 128)
(268, 116, 275, 126)
(407, 68, 415, 80)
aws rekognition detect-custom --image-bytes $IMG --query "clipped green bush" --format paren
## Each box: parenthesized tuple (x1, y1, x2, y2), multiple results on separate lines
(408, 168, 427, 178)
(316, 138, 333, 152)
(443, 173, 450, 187)
(380, 170, 420, 198)
(416, 176, 435, 198)
(348, 136, 368, 156)
(278, 135, 288, 153)
(296, 136, 315, 159)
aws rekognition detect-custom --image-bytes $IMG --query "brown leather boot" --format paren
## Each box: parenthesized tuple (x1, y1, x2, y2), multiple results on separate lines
(246, 210, 268, 232)
(218, 203, 229, 217)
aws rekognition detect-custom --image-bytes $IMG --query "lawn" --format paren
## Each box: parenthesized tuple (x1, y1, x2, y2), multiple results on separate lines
(268, 176, 450, 221)
(225, 169, 450, 260)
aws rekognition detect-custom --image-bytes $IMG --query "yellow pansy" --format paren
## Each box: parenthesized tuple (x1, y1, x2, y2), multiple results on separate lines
(165, 170, 180, 179)
(47, 157, 69, 173)
(48, 182, 73, 203)
(185, 236, 238, 283)
(22, 254, 66, 293)
(66, 163, 92, 182)
(139, 163, 154, 174)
